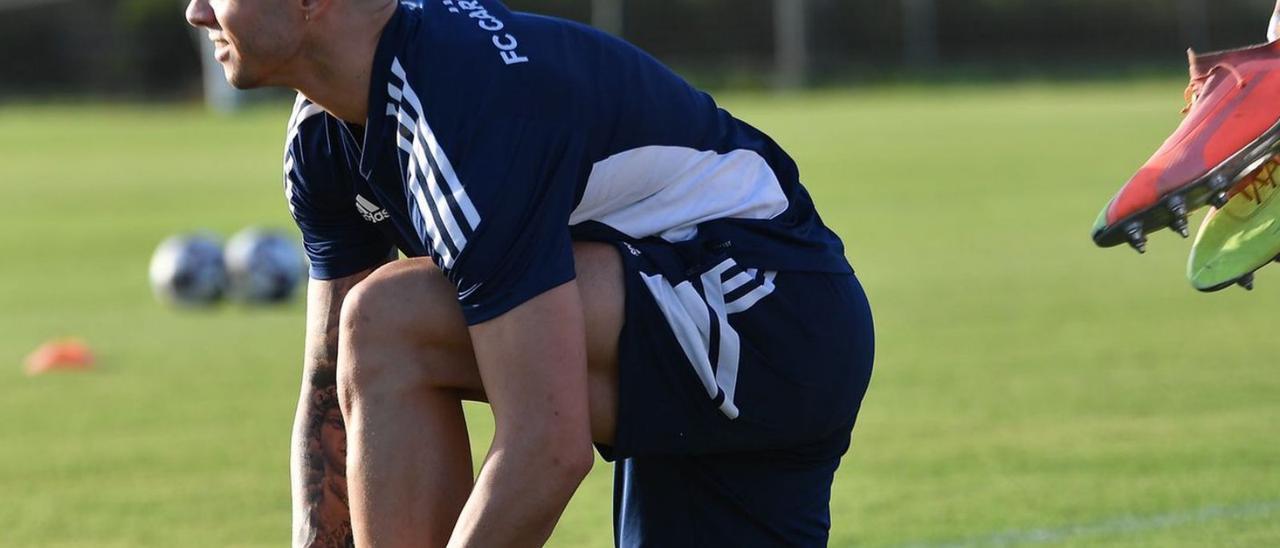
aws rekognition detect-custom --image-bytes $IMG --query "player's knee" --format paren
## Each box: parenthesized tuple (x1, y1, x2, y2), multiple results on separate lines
(340, 259, 457, 345)
(337, 271, 412, 395)
(338, 260, 469, 395)
(338, 278, 386, 349)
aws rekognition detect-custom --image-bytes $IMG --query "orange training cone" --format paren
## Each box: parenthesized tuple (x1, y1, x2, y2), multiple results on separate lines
(24, 339, 96, 376)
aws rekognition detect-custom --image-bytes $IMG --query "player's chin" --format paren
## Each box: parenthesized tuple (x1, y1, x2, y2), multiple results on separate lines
(222, 65, 267, 90)
(224, 74, 260, 90)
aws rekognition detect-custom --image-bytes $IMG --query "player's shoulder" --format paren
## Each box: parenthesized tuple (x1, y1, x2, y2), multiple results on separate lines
(395, 1, 586, 90)
(283, 94, 361, 171)
(283, 94, 362, 201)
(391, 5, 599, 139)
(284, 94, 333, 152)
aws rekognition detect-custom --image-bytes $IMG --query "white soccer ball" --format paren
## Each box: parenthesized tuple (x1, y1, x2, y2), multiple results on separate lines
(224, 228, 305, 304)
(148, 233, 229, 307)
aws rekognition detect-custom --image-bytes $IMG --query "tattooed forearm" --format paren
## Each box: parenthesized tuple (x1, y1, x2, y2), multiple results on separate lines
(292, 269, 377, 548)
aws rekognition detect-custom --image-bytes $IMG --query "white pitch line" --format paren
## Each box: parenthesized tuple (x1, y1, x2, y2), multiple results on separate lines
(898, 499, 1280, 548)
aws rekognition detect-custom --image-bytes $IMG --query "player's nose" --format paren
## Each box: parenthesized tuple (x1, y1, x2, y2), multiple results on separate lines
(185, 0, 216, 30)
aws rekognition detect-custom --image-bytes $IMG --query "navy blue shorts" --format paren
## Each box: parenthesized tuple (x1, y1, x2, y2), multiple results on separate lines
(602, 238, 875, 547)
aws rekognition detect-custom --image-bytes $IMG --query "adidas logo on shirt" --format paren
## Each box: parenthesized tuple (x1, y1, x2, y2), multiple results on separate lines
(356, 194, 391, 223)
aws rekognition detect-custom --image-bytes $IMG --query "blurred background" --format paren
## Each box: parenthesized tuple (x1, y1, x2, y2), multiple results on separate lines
(3, 1, 1280, 547)
(1, 0, 1276, 100)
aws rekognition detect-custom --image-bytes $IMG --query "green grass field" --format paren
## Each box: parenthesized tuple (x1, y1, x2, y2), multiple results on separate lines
(3, 81, 1280, 547)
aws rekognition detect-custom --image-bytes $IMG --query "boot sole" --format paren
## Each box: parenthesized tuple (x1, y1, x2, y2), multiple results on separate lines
(1093, 117, 1280, 249)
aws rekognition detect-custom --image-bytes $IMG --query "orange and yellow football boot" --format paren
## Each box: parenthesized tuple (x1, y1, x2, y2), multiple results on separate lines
(1093, 41, 1280, 253)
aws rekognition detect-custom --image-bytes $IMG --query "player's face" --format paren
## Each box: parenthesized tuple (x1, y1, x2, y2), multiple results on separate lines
(320, 407, 347, 476)
(185, 0, 304, 89)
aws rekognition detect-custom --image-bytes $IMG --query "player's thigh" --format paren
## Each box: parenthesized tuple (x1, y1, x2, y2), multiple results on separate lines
(347, 244, 623, 424)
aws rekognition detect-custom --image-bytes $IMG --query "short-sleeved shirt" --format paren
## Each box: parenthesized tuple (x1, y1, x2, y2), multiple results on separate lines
(284, 0, 853, 325)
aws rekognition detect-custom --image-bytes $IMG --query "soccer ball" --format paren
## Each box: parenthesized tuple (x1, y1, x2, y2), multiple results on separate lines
(148, 233, 229, 307)
(224, 228, 305, 304)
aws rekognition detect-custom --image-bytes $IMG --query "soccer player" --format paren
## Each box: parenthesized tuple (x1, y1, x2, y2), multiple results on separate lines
(185, 0, 875, 546)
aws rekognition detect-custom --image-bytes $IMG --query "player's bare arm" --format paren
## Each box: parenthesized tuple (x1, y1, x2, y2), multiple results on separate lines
(448, 281, 595, 546)
(291, 269, 377, 548)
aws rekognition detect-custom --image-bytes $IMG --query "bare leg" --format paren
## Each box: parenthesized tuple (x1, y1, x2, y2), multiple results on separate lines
(338, 272, 477, 547)
(338, 242, 623, 547)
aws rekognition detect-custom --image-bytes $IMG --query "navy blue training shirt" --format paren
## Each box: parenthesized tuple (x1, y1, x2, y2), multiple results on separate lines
(284, 0, 852, 325)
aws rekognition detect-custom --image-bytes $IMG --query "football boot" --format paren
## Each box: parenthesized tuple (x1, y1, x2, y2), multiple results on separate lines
(1187, 154, 1280, 291)
(1094, 41, 1280, 252)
